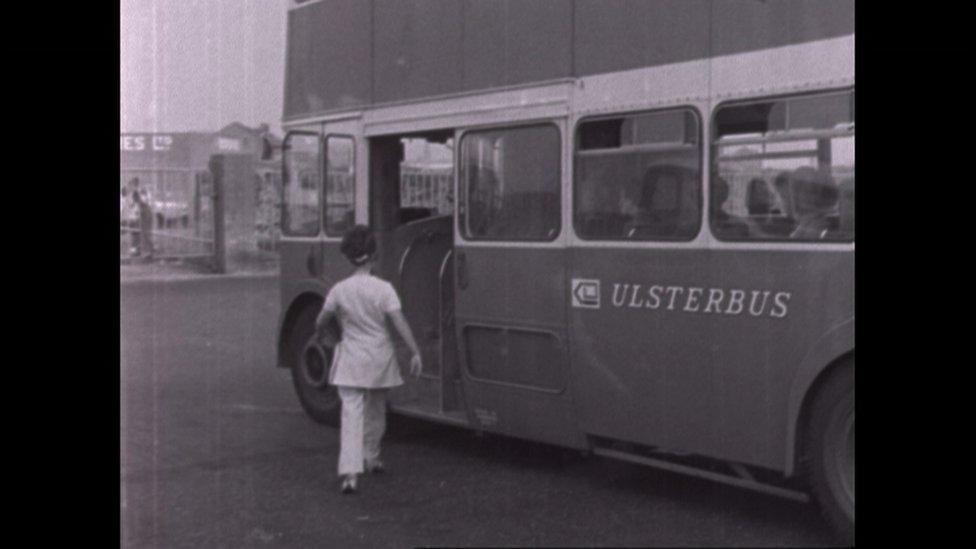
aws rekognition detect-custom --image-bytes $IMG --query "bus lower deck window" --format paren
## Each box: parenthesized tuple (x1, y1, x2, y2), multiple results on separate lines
(460, 124, 561, 241)
(712, 89, 854, 242)
(574, 108, 701, 241)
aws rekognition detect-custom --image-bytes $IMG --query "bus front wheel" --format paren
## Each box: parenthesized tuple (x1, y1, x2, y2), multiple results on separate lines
(288, 305, 340, 427)
(804, 361, 854, 541)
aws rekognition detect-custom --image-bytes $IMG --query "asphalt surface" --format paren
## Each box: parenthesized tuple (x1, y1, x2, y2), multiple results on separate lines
(120, 275, 840, 547)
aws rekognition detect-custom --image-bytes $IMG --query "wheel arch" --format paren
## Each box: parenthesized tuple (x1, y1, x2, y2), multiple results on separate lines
(784, 317, 854, 476)
(276, 290, 325, 369)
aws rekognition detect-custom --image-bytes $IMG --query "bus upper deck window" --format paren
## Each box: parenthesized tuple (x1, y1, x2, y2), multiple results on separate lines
(281, 132, 321, 237)
(574, 108, 701, 241)
(712, 89, 854, 242)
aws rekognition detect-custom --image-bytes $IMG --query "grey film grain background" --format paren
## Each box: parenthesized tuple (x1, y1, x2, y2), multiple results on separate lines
(121, 0, 287, 136)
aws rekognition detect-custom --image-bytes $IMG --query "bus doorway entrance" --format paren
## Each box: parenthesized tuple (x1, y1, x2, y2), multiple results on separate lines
(368, 131, 465, 423)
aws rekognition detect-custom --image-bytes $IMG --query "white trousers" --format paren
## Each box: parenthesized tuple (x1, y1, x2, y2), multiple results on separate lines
(336, 386, 388, 476)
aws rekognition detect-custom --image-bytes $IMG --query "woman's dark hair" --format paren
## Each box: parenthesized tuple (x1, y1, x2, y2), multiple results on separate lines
(340, 225, 376, 266)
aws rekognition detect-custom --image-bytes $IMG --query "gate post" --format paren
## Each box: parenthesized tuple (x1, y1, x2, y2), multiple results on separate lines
(209, 155, 227, 274)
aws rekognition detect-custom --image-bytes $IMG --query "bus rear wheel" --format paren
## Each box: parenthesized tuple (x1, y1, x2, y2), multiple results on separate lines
(288, 305, 340, 427)
(804, 361, 854, 541)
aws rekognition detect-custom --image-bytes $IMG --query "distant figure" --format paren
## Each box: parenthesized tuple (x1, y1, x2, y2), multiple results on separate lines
(617, 183, 640, 218)
(711, 177, 750, 238)
(772, 171, 793, 218)
(469, 168, 501, 236)
(122, 182, 140, 255)
(755, 172, 798, 237)
(577, 167, 613, 215)
(127, 177, 154, 258)
(746, 177, 775, 216)
(121, 186, 137, 255)
(631, 165, 685, 237)
(789, 167, 839, 240)
(577, 164, 628, 237)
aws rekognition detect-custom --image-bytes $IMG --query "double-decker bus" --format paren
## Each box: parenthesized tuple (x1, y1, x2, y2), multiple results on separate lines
(276, 0, 854, 538)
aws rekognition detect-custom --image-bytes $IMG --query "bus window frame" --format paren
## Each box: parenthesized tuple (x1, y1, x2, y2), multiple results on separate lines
(323, 133, 356, 237)
(708, 87, 855, 244)
(571, 106, 704, 243)
(281, 130, 323, 238)
(457, 120, 563, 243)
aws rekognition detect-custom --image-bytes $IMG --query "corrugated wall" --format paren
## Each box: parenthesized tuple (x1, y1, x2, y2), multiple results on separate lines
(284, 0, 853, 120)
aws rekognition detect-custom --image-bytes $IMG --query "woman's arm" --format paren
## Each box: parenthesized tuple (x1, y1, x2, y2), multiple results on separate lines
(314, 305, 335, 340)
(387, 309, 423, 376)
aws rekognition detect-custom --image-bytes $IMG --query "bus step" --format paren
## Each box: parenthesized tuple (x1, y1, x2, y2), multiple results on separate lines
(389, 402, 469, 427)
(592, 447, 809, 503)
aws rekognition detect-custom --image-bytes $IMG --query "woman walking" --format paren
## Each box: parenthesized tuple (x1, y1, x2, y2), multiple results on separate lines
(315, 225, 423, 494)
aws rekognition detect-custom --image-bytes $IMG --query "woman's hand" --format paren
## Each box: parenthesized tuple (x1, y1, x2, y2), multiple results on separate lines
(409, 353, 423, 377)
(389, 310, 424, 378)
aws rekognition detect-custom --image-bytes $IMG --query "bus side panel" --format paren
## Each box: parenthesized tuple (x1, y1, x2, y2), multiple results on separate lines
(277, 240, 349, 345)
(567, 248, 853, 471)
(784, 317, 853, 475)
(317, 241, 351, 288)
(454, 247, 587, 449)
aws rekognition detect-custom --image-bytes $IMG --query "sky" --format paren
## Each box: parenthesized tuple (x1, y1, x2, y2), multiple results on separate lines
(120, 0, 288, 136)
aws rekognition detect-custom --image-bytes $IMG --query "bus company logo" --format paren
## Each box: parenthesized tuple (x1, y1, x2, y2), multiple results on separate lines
(571, 279, 601, 309)
(571, 279, 793, 318)
(609, 282, 792, 318)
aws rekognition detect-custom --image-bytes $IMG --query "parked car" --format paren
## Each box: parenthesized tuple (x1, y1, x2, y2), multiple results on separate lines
(152, 196, 190, 229)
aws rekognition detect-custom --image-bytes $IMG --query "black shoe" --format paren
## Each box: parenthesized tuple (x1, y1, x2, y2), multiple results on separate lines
(365, 461, 385, 474)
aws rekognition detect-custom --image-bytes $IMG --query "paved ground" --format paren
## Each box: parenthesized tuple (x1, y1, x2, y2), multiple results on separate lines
(120, 275, 840, 547)
(120, 246, 279, 282)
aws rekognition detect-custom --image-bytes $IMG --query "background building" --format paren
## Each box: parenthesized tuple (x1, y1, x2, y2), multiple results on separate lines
(120, 123, 283, 258)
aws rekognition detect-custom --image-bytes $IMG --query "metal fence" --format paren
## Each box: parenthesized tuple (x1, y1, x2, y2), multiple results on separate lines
(120, 168, 217, 263)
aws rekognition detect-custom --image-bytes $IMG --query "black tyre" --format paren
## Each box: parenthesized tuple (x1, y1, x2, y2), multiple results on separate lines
(804, 361, 854, 542)
(288, 305, 340, 426)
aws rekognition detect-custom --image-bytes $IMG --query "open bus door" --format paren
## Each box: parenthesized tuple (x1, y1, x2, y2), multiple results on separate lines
(369, 132, 466, 424)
